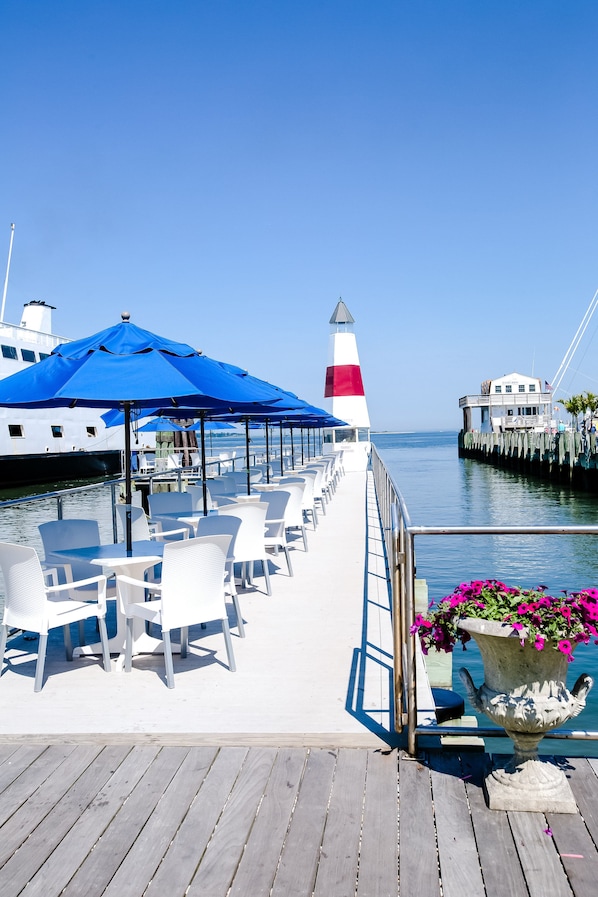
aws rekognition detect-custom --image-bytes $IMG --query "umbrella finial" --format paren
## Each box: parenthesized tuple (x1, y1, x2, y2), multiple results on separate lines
(121, 311, 131, 322)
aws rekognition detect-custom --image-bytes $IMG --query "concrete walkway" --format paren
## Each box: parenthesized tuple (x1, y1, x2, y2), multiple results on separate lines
(0, 469, 397, 747)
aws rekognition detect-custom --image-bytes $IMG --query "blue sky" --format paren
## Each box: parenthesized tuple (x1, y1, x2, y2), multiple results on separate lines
(2, 1, 598, 430)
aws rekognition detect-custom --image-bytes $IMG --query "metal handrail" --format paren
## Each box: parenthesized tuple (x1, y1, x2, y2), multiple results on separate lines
(370, 443, 598, 755)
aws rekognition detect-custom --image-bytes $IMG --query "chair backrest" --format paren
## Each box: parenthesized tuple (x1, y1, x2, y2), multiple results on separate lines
(115, 504, 152, 542)
(217, 503, 268, 563)
(166, 453, 182, 469)
(256, 490, 291, 523)
(147, 491, 193, 517)
(296, 471, 316, 506)
(0, 542, 51, 633)
(159, 535, 232, 631)
(194, 514, 241, 560)
(304, 466, 325, 494)
(187, 483, 213, 512)
(206, 475, 237, 496)
(39, 519, 102, 582)
(276, 483, 304, 528)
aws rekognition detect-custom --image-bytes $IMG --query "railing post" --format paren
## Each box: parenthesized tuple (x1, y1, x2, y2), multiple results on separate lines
(405, 530, 418, 755)
(110, 482, 119, 543)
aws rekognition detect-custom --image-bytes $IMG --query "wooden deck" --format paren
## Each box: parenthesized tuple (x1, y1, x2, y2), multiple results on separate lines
(2, 743, 598, 895)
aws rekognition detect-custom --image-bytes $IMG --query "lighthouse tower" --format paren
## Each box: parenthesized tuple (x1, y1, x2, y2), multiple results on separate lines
(323, 299, 371, 471)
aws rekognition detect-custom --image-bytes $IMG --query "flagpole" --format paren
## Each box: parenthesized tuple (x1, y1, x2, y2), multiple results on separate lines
(1, 223, 15, 323)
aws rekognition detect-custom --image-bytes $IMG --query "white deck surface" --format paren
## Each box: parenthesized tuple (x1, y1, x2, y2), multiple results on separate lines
(0, 470, 396, 747)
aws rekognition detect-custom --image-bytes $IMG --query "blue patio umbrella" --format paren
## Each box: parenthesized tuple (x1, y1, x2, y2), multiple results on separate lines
(138, 418, 186, 432)
(0, 314, 297, 550)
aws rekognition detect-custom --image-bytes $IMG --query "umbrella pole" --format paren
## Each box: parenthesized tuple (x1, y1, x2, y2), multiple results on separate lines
(124, 401, 133, 555)
(279, 423, 284, 476)
(244, 418, 251, 494)
(265, 419, 270, 483)
(290, 425, 295, 470)
(200, 412, 208, 515)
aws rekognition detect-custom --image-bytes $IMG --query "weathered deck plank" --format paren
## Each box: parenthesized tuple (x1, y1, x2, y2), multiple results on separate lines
(508, 810, 574, 897)
(20, 745, 164, 897)
(398, 754, 440, 897)
(271, 747, 338, 897)
(357, 748, 399, 897)
(60, 745, 189, 897)
(185, 747, 278, 897)
(312, 748, 368, 896)
(0, 744, 102, 867)
(228, 748, 306, 897)
(460, 753, 528, 897)
(144, 746, 246, 897)
(429, 752, 486, 897)
(0, 745, 131, 897)
(547, 810, 598, 897)
(102, 746, 224, 897)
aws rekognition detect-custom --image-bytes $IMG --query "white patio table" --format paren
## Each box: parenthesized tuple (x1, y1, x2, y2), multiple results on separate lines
(53, 541, 164, 666)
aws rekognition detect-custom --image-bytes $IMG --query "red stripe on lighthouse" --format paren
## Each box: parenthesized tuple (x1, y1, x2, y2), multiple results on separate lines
(324, 364, 365, 397)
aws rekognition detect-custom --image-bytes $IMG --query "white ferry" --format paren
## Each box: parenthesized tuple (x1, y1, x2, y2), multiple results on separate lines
(0, 300, 124, 488)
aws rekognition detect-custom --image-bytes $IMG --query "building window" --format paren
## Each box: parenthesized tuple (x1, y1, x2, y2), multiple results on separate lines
(529, 384, 536, 392)
(86, 427, 97, 437)
(518, 384, 525, 392)
(51, 425, 63, 438)
(8, 424, 23, 437)
(21, 349, 36, 363)
(495, 385, 502, 393)
(1, 344, 17, 360)
(505, 385, 512, 393)
(507, 409, 514, 416)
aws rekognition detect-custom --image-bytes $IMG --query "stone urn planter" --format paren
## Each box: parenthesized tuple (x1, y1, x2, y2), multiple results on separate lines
(458, 618, 593, 813)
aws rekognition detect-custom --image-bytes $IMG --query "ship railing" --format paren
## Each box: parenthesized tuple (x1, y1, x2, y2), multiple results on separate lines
(370, 443, 598, 754)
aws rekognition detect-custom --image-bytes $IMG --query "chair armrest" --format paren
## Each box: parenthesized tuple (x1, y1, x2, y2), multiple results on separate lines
(45, 574, 108, 611)
(153, 527, 190, 540)
(41, 565, 59, 587)
(116, 573, 163, 590)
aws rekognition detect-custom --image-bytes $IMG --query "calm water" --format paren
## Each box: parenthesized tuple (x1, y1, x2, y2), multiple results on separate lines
(371, 430, 598, 751)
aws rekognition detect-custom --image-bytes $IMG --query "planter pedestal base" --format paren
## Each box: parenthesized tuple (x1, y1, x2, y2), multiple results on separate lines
(485, 755, 577, 813)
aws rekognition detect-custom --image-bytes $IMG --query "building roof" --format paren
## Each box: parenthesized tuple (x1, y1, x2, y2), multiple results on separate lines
(329, 299, 354, 325)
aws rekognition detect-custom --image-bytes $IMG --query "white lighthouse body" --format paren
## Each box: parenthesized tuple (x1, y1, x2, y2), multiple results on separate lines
(323, 299, 371, 471)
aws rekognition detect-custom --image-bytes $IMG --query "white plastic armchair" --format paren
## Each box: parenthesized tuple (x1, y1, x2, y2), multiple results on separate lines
(258, 490, 293, 577)
(217, 502, 273, 595)
(115, 535, 235, 688)
(39, 519, 103, 589)
(194, 514, 244, 635)
(277, 480, 308, 551)
(116, 504, 190, 543)
(147, 491, 193, 517)
(0, 542, 111, 692)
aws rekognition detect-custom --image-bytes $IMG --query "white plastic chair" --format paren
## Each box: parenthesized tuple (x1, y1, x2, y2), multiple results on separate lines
(147, 491, 193, 518)
(39, 519, 103, 588)
(296, 470, 318, 529)
(258, 490, 293, 576)
(277, 480, 308, 551)
(116, 504, 190, 543)
(116, 535, 235, 688)
(217, 503, 272, 595)
(0, 542, 111, 692)
(304, 466, 327, 516)
(187, 483, 214, 512)
(194, 515, 244, 635)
